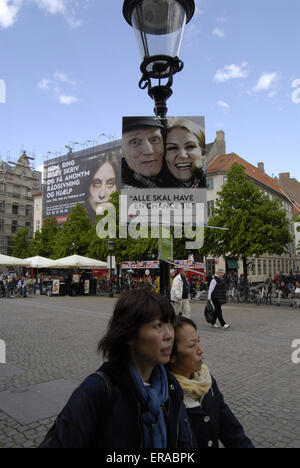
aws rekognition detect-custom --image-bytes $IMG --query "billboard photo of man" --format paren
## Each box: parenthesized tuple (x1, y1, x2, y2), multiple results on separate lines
(122, 116, 165, 188)
(122, 116, 206, 189)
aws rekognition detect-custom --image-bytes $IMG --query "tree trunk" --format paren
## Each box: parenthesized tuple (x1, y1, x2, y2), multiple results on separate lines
(243, 257, 248, 281)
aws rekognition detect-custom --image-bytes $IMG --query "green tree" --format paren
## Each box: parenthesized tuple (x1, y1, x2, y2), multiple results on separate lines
(200, 163, 294, 279)
(30, 216, 59, 258)
(11, 227, 32, 258)
(53, 204, 92, 258)
(88, 191, 159, 263)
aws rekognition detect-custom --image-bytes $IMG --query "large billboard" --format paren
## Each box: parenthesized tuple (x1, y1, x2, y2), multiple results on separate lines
(122, 116, 206, 189)
(43, 145, 122, 224)
(120, 116, 207, 250)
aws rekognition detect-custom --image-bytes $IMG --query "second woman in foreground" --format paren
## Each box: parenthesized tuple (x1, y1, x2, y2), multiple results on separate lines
(167, 316, 254, 448)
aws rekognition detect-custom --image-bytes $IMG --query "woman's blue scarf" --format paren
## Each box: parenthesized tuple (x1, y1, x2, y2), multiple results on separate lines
(129, 363, 169, 448)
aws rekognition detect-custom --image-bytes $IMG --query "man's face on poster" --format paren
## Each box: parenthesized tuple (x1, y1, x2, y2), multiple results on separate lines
(122, 127, 164, 177)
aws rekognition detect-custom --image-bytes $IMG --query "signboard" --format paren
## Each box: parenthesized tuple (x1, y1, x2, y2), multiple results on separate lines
(121, 116, 207, 250)
(43, 145, 122, 224)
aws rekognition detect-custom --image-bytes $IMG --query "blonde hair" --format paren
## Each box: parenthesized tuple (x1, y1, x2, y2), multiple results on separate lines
(165, 118, 206, 156)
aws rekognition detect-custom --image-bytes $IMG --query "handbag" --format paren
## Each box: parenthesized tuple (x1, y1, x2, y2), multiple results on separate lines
(204, 301, 215, 323)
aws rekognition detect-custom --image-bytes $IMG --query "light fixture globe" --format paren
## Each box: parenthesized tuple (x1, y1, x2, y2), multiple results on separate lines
(123, 0, 195, 117)
(123, 0, 194, 62)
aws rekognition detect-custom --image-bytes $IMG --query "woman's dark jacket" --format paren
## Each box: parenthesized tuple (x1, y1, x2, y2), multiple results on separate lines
(187, 376, 254, 448)
(39, 361, 195, 448)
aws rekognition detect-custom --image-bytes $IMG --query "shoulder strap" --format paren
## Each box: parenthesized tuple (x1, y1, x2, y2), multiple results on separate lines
(93, 370, 113, 418)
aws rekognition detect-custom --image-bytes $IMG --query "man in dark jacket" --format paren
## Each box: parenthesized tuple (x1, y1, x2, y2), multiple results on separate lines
(208, 269, 230, 329)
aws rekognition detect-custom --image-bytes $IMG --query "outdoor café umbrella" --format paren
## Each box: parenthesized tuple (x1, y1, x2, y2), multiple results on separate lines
(0, 254, 30, 267)
(50, 255, 107, 269)
(23, 256, 57, 268)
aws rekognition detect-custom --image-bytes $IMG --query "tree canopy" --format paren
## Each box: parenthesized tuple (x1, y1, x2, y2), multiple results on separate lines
(200, 163, 294, 277)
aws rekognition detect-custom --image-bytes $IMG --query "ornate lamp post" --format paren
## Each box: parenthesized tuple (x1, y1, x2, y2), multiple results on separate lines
(123, 0, 195, 296)
(123, 0, 195, 118)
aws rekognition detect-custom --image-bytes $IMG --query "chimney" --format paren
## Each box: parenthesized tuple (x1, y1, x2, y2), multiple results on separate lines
(257, 162, 265, 173)
(279, 172, 290, 182)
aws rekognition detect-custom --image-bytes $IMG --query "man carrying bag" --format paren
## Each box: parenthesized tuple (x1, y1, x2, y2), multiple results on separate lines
(208, 269, 230, 330)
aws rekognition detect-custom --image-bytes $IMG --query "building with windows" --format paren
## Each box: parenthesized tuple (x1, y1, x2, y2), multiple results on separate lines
(0, 152, 42, 255)
(206, 152, 300, 281)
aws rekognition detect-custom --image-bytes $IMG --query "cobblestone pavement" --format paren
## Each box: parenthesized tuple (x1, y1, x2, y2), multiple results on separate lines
(0, 295, 299, 448)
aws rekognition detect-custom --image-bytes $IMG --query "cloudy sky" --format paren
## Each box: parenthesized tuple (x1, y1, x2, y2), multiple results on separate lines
(0, 0, 299, 179)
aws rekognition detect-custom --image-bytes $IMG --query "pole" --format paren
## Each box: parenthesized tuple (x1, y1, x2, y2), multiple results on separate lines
(109, 253, 113, 297)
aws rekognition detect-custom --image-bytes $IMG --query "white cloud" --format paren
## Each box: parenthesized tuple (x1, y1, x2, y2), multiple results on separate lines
(217, 100, 230, 114)
(0, 0, 81, 28)
(253, 72, 280, 96)
(38, 78, 52, 90)
(212, 27, 225, 38)
(0, 0, 19, 28)
(59, 94, 78, 105)
(214, 62, 249, 83)
(38, 71, 80, 104)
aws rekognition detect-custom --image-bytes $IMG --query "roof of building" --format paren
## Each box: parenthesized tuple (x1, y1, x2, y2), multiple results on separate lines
(207, 152, 288, 199)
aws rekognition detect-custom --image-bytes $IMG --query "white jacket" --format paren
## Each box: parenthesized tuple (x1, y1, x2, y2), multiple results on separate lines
(171, 274, 185, 302)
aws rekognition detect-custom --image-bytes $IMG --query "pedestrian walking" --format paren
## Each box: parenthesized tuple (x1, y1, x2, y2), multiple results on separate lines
(39, 289, 194, 449)
(208, 269, 230, 329)
(171, 267, 191, 317)
(167, 316, 254, 448)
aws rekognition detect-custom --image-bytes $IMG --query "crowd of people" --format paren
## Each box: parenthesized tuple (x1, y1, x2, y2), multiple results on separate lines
(0, 270, 36, 298)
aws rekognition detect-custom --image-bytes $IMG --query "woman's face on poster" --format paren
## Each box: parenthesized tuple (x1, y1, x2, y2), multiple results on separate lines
(89, 161, 116, 216)
(165, 127, 203, 182)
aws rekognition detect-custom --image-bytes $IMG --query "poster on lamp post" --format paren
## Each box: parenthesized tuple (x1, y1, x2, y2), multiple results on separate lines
(121, 116, 207, 233)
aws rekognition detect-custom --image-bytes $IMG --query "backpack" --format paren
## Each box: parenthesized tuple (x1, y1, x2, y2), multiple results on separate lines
(38, 371, 112, 448)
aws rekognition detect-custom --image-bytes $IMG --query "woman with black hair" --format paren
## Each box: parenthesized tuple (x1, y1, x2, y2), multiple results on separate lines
(85, 152, 121, 224)
(39, 289, 194, 448)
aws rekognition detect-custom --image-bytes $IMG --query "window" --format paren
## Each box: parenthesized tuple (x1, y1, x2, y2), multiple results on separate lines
(268, 259, 272, 275)
(207, 200, 214, 217)
(0, 201, 5, 213)
(27, 188, 32, 198)
(11, 220, 18, 234)
(251, 259, 256, 275)
(223, 176, 228, 185)
(257, 259, 261, 275)
(0, 183, 5, 193)
(207, 178, 214, 190)
(12, 204, 18, 215)
(25, 222, 31, 230)
(0, 218, 4, 233)
(36, 220, 41, 231)
(36, 200, 41, 211)
(25, 206, 31, 217)
(263, 259, 267, 275)
(13, 186, 20, 197)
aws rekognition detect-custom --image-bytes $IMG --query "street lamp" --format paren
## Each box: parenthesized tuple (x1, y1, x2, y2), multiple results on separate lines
(108, 240, 114, 297)
(123, 0, 195, 117)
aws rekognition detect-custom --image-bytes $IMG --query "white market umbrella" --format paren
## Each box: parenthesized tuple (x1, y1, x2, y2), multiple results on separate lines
(0, 254, 30, 267)
(50, 255, 107, 269)
(23, 256, 57, 268)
